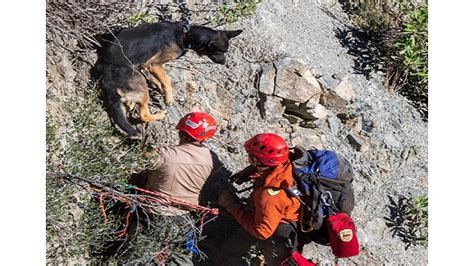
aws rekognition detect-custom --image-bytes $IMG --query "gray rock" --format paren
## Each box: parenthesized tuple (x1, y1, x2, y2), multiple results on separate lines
(327, 115, 340, 135)
(378, 164, 391, 176)
(357, 228, 369, 245)
(364, 218, 387, 242)
(306, 93, 320, 109)
(318, 74, 341, 90)
(260, 95, 285, 119)
(298, 120, 318, 129)
(334, 77, 356, 102)
(259, 62, 276, 95)
(346, 115, 363, 132)
(290, 127, 324, 149)
(308, 104, 329, 119)
(310, 67, 324, 78)
(383, 134, 402, 148)
(347, 132, 369, 152)
(377, 148, 389, 162)
(273, 57, 323, 103)
(391, 119, 402, 130)
(362, 118, 376, 133)
(320, 90, 348, 114)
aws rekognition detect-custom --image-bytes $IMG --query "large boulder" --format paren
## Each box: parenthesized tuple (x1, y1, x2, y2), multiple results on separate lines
(273, 58, 323, 103)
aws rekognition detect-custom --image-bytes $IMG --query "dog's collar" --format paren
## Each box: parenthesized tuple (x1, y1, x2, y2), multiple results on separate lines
(182, 18, 192, 33)
(181, 19, 192, 50)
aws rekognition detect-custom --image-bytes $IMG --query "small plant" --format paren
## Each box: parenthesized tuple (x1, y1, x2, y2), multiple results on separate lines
(351, 4, 393, 39)
(128, 12, 157, 25)
(213, 0, 260, 25)
(385, 194, 428, 249)
(407, 194, 428, 242)
(394, 5, 428, 85)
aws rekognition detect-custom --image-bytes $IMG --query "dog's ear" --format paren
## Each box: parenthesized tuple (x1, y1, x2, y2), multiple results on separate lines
(224, 30, 242, 39)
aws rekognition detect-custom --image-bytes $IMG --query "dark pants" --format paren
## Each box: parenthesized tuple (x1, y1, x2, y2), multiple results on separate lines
(217, 223, 297, 266)
(193, 215, 242, 265)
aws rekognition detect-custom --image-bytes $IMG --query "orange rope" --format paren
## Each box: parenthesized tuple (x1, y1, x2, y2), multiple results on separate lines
(155, 240, 171, 265)
(91, 185, 220, 241)
(98, 192, 108, 223)
(117, 210, 132, 238)
(132, 186, 219, 216)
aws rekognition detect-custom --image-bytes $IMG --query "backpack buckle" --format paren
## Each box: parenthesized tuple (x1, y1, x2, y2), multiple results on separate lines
(321, 191, 334, 207)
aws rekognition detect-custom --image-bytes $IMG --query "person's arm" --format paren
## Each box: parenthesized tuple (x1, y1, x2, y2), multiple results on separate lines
(149, 148, 166, 170)
(229, 165, 257, 184)
(226, 191, 285, 240)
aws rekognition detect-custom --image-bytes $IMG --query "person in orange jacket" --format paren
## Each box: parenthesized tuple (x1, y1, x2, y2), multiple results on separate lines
(217, 133, 301, 265)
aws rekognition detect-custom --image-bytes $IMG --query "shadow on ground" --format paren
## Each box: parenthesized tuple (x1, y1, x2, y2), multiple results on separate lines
(384, 194, 427, 250)
(334, 27, 383, 79)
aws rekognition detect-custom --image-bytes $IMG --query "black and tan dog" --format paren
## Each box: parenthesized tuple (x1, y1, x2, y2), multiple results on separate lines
(94, 21, 241, 138)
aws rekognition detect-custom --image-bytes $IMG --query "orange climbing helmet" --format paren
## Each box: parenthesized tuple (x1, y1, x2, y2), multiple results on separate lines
(244, 133, 289, 166)
(177, 112, 218, 141)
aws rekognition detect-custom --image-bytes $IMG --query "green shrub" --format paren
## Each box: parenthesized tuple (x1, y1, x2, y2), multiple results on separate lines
(351, 4, 393, 39)
(60, 87, 152, 184)
(213, 0, 260, 24)
(408, 194, 428, 245)
(394, 6, 428, 85)
(128, 12, 158, 25)
(341, 1, 428, 117)
(46, 86, 157, 263)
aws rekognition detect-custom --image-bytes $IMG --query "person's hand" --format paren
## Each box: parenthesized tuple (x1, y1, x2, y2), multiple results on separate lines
(218, 189, 240, 209)
(229, 165, 256, 184)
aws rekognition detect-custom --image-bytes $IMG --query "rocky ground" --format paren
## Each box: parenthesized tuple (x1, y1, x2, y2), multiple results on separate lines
(46, 0, 428, 264)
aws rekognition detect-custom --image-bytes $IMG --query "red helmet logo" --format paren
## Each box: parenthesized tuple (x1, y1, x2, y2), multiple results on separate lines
(177, 112, 218, 141)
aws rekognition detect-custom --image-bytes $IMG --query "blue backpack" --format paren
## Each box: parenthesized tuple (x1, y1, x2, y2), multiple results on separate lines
(288, 146, 355, 233)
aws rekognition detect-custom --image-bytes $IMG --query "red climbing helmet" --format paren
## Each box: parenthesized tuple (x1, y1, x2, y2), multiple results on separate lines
(177, 112, 218, 141)
(244, 133, 289, 166)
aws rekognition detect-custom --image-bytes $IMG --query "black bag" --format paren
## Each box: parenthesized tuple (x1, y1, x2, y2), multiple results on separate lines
(287, 146, 355, 245)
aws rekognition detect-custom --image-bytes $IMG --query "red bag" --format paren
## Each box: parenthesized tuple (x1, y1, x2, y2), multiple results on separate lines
(326, 212, 359, 258)
(281, 251, 317, 266)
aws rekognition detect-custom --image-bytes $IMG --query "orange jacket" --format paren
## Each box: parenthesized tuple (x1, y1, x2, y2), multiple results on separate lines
(227, 161, 301, 240)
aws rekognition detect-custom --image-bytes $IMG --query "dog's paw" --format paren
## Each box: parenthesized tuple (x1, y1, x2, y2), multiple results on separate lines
(128, 132, 142, 141)
(164, 94, 175, 105)
(153, 110, 167, 121)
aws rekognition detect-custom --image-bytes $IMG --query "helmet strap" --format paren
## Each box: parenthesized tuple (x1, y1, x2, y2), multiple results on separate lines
(248, 154, 271, 171)
(178, 131, 203, 145)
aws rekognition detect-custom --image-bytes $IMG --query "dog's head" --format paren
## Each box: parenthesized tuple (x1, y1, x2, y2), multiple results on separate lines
(188, 26, 242, 64)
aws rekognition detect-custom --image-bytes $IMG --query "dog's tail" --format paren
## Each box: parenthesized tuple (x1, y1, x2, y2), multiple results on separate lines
(107, 99, 140, 139)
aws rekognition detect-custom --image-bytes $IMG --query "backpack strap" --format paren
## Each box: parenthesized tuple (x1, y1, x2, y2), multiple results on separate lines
(295, 173, 327, 231)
